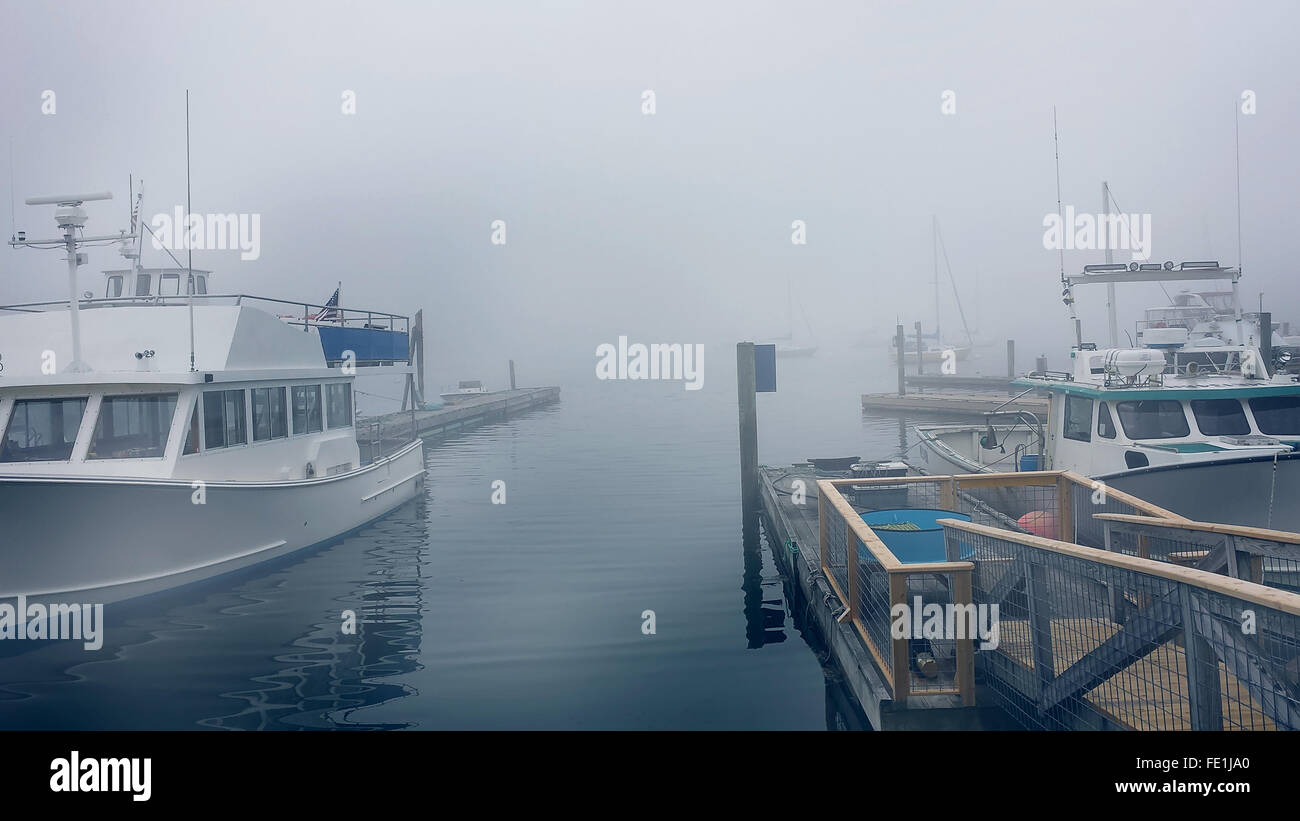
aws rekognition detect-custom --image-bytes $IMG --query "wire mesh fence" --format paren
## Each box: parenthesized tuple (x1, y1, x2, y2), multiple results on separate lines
(952, 521, 1300, 730)
(817, 470, 1300, 724)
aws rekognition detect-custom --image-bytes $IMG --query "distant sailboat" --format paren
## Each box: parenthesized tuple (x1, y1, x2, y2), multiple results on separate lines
(888, 216, 973, 364)
(767, 278, 818, 358)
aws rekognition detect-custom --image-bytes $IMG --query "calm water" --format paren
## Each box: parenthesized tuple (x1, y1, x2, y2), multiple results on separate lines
(0, 344, 1010, 730)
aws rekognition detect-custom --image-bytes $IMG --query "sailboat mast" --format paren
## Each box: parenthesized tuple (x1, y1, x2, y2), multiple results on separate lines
(1104, 181, 1118, 348)
(932, 215, 940, 343)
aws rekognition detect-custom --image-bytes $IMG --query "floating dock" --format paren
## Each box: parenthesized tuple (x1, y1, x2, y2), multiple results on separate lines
(358, 386, 560, 460)
(861, 391, 1048, 419)
(904, 374, 1018, 390)
(758, 463, 1300, 731)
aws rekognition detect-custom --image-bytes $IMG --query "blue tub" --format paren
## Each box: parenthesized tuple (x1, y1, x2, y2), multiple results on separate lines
(860, 509, 973, 563)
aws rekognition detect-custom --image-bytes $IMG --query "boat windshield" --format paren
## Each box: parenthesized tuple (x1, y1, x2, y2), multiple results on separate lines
(1190, 399, 1250, 436)
(1115, 400, 1190, 439)
(1249, 396, 1300, 435)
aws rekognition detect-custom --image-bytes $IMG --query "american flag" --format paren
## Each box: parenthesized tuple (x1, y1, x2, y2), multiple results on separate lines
(313, 287, 340, 321)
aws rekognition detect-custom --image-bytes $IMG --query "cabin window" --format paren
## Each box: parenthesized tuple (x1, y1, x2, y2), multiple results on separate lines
(87, 393, 178, 459)
(325, 383, 352, 430)
(184, 404, 201, 454)
(252, 387, 288, 442)
(159, 273, 181, 296)
(1063, 395, 1093, 442)
(195, 275, 207, 295)
(1249, 396, 1300, 435)
(106, 276, 124, 298)
(203, 389, 247, 449)
(0, 397, 88, 462)
(1097, 402, 1116, 439)
(135, 273, 152, 296)
(1116, 400, 1190, 439)
(292, 385, 323, 434)
(1191, 399, 1250, 436)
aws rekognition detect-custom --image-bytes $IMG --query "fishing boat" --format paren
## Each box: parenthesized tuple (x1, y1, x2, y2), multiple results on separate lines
(1, 191, 425, 605)
(916, 261, 1300, 531)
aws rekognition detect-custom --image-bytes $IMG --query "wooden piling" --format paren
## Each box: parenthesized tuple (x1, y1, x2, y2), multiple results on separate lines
(509, 359, 517, 390)
(914, 321, 924, 376)
(737, 342, 759, 508)
(1006, 339, 1015, 380)
(895, 324, 906, 396)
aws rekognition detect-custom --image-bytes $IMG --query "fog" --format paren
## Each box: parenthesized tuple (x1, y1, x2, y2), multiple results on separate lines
(3, 1, 1298, 390)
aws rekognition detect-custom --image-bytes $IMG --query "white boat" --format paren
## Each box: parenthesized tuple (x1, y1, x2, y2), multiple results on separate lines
(1, 191, 425, 605)
(916, 261, 1300, 531)
(439, 380, 489, 403)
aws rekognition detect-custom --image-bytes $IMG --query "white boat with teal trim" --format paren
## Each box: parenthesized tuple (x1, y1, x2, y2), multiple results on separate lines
(917, 261, 1300, 531)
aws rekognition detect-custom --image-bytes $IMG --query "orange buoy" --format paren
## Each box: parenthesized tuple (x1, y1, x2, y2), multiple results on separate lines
(1017, 509, 1058, 538)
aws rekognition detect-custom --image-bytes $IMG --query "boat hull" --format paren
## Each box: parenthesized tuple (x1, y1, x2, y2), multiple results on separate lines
(1101, 452, 1300, 533)
(918, 423, 1300, 532)
(0, 440, 425, 604)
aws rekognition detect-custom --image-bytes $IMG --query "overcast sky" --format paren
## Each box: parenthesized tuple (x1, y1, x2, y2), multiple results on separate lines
(3, 1, 1298, 386)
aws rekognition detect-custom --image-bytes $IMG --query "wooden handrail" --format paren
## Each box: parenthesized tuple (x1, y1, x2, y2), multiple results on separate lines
(938, 517, 1300, 616)
(817, 480, 971, 573)
(1094, 512, 1300, 546)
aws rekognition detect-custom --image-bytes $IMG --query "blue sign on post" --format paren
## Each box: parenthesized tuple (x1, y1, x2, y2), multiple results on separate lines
(754, 344, 777, 392)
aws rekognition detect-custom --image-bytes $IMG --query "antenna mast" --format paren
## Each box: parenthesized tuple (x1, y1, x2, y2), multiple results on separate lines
(186, 90, 196, 372)
(1103, 180, 1118, 347)
(1233, 99, 1245, 345)
(8, 191, 119, 372)
(1053, 107, 1081, 347)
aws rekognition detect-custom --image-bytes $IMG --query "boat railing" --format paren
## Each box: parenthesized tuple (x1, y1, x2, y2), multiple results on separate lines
(814, 470, 1184, 704)
(0, 293, 410, 335)
(356, 413, 419, 465)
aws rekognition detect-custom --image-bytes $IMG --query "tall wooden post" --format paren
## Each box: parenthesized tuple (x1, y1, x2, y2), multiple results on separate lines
(895, 324, 906, 396)
(737, 342, 759, 509)
(509, 359, 517, 390)
(914, 321, 924, 375)
(1006, 339, 1015, 380)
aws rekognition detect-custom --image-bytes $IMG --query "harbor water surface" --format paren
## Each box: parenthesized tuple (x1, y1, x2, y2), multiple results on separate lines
(0, 344, 1014, 729)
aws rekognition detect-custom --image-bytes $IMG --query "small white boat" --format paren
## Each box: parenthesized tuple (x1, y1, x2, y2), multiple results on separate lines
(439, 380, 489, 403)
(1, 191, 425, 605)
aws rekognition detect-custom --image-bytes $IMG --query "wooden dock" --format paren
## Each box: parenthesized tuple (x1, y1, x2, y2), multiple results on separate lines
(758, 465, 1300, 731)
(861, 391, 1048, 419)
(904, 374, 1018, 390)
(358, 386, 560, 458)
(759, 464, 1014, 730)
